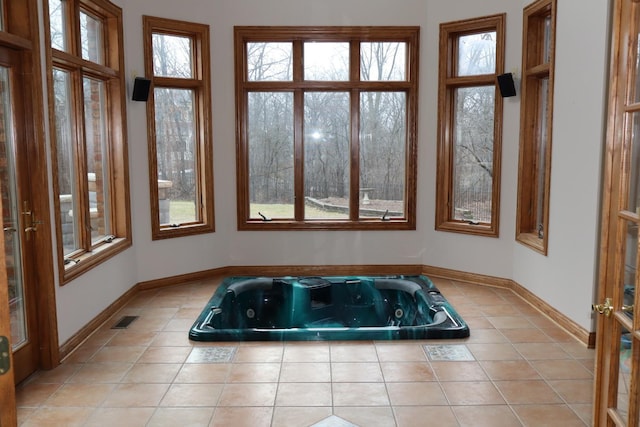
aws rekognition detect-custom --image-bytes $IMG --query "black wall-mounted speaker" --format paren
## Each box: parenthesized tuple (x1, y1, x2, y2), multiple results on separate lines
(132, 77, 151, 101)
(497, 73, 516, 98)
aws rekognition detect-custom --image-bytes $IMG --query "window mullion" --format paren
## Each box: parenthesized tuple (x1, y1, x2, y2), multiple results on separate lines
(349, 40, 360, 221)
(350, 88, 360, 221)
(294, 89, 304, 221)
(291, 40, 304, 221)
(72, 71, 92, 250)
(69, 0, 82, 58)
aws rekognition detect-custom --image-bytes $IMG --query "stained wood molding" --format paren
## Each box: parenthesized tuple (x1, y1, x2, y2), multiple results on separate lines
(58, 263, 593, 361)
(58, 286, 138, 361)
(423, 264, 593, 347)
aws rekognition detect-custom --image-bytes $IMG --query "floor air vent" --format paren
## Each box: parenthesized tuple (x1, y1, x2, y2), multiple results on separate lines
(111, 315, 139, 329)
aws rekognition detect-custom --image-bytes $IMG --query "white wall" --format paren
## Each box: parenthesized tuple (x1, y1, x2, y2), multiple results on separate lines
(511, 0, 610, 332)
(122, 0, 433, 279)
(51, 0, 609, 342)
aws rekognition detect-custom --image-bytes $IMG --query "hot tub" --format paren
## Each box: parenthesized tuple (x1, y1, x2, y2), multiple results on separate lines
(189, 275, 469, 341)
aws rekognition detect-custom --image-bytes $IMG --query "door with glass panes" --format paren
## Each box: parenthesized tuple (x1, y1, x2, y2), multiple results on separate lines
(595, 0, 640, 424)
(0, 46, 41, 384)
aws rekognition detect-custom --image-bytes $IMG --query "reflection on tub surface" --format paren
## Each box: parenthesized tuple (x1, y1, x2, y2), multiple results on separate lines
(189, 275, 469, 341)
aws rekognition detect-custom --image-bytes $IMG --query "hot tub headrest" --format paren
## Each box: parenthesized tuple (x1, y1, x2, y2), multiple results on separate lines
(374, 278, 422, 296)
(227, 278, 273, 296)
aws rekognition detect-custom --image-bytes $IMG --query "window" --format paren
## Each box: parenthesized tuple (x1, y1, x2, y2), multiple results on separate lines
(436, 15, 505, 237)
(235, 27, 419, 230)
(516, 0, 556, 254)
(143, 16, 214, 239)
(46, 0, 131, 282)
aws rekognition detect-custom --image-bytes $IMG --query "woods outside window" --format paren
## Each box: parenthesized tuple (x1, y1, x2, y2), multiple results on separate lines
(235, 26, 419, 230)
(435, 14, 505, 237)
(46, 0, 131, 282)
(143, 16, 214, 239)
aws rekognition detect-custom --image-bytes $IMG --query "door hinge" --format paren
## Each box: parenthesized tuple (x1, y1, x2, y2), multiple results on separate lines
(0, 336, 10, 375)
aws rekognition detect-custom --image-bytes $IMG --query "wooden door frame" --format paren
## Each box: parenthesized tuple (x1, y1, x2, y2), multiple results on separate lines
(1, 0, 60, 381)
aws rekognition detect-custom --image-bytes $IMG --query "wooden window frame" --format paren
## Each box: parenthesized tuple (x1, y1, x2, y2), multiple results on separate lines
(234, 26, 419, 231)
(143, 16, 214, 240)
(435, 14, 505, 237)
(516, 0, 556, 254)
(45, 0, 131, 283)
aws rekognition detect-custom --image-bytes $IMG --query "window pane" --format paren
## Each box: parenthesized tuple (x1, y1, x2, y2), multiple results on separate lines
(80, 10, 103, 65)
(304, 92, 350, 219)
(83, 77, 111, 243)
(457, 32, 496, 76)
(248, 92, 294, 219)
(154, 88, 198, 225)
(361, 42, 407, 81)
(152, 33, 193, 78)
(630, 111, 640, 212)
(543, 15, 552, 64)
(0, 66, 28, 348)
(304, 42, 349, 81)
(359, 92, 406, 218)
(247, 42, 292, 81)
(634, 27, 640, 103)
(452, 86, 495, 223)
(49, 0, 67, 51)
(53, 69, 80, 255)
(535, 78, 549, 234)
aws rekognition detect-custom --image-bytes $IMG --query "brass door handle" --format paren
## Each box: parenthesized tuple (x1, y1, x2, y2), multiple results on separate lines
(592, 298, 614, 317)
(22, 201, 43, 235)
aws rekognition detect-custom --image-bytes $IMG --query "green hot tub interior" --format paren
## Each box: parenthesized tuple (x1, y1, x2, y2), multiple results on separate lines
(189, 275, 469, 341)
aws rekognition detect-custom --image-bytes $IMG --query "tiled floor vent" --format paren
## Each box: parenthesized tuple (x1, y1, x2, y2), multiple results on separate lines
(111, 315, 139, 329)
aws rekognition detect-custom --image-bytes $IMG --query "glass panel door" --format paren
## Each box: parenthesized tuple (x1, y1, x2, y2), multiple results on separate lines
(597, 1, 640, 425)
(0, 65, 27, 350)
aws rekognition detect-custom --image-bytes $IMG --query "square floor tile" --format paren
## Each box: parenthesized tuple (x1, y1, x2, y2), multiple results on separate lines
(276, 382, 332, 406)
(160, 383, 224, 407)
(333, 383, 390, 406)
(210, 407, 273, 427)
(217, 383, 278, 407)
(334, 407, 396, 427)
(424, 344, 475, 361)
(186, 346, 237, 363)
(312, 414, 362, 427)
(272, 407, 333, 427)
(386, 382, 448, 406)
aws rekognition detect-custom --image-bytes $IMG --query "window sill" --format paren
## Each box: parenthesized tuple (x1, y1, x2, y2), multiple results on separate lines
(152, 222, 215, 240)
(435, 220, 498, 237)
(61, 237, 132, 284)
(516, 232, 547, 255)
(239, 219, 415, 231)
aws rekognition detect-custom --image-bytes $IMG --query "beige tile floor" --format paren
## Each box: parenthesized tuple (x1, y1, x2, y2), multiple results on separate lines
(15, 276, 595, 426)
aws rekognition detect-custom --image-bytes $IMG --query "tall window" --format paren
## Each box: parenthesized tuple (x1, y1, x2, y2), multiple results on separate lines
(235, 27, 419, 230)
(516, 0, 556, 254)
(143, 16, 214, 239)
(46, 0, 131, 282)
(436, 15, 505, 237)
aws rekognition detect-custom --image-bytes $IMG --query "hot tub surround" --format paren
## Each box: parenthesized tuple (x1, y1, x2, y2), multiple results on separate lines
(189, 275, 469, 341)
